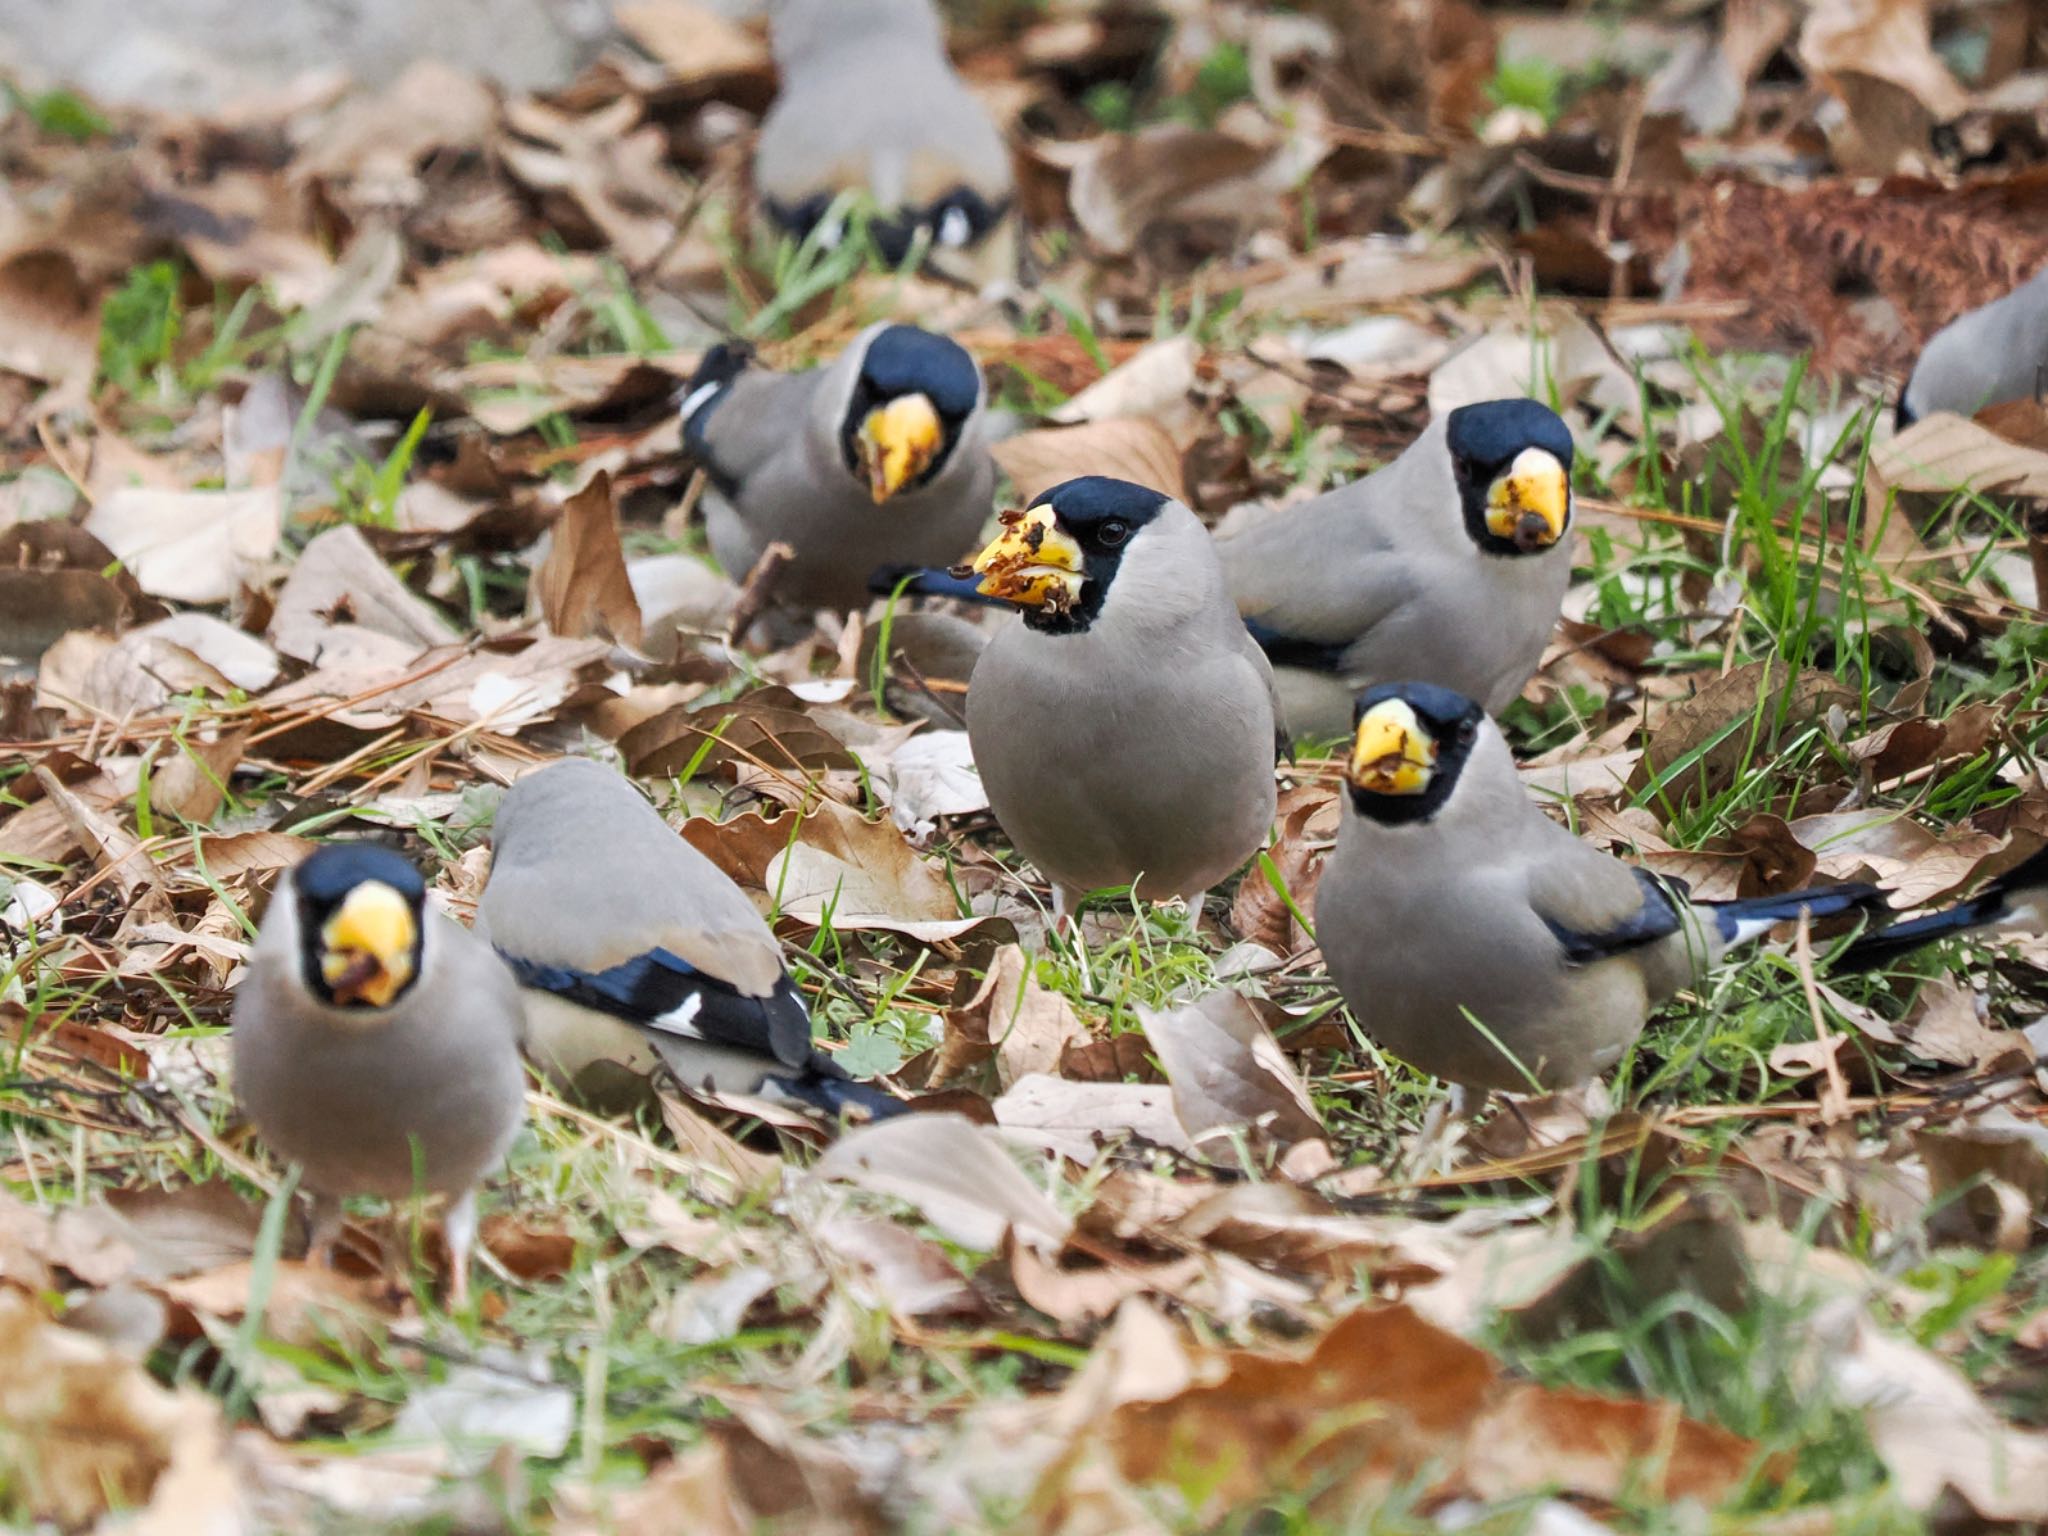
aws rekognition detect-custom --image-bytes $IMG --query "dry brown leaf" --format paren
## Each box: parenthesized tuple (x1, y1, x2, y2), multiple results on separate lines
(1167, 1182, 1463, 1286)
(1058, 1303, 1755, 1520)
(534, 470, 643, 648)
(1068, 124, 1326, 257)
(1629, 661, 1853, 805)
(615, 0, 772, 82)
(150, 726, 250, 824)
(268, 524, 456, 666)
(951, 945, 1089, 1090)
(0, 1288, 229, 1529)
(1004, 1229, 1206, 1331)
(764, 796, 990, 941)
(161, 1260, 380, 1348)
(1822, 1299, 2048, 1518)
(1895, 978, 2037, 1072)
(992, 417, 1189, 507)
(1913, 1110, 2048, 1251)
(812, 1113, 1072, 1254)
(1139, 990, 1323, 1152)
(84, 485, 282, 606)
(0, 250, 98, 389)
(1798, 0, 1968, 123)
(1874, 410, 2048, 499)
(993, 1073, 1192, 1163)
(656, 1093, 783, 1207)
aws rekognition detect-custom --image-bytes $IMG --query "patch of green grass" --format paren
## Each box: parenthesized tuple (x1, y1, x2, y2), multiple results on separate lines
(98, 260, 185, 397)
(8, 82, 111, 141)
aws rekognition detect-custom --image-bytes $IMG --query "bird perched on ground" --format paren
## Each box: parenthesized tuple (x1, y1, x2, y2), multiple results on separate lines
(1316, 682, 1884, 1105)
(479, 757, 904, 1119)
(680, 322, 996, 614)
(232, 844, 526, 1306)
(757, 0, 1015, 281)
(961, 476, 1281, 917)
(1213, 399, 1578, 741)
(1899, 267, 2048, 426)
(1835, 845, 2048, 972)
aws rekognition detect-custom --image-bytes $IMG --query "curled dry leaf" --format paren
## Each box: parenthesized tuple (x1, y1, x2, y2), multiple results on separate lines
(997, 1300, 1755, 1523)
(992, 417, 1189, 507)
(534, 470, 643, 648)
(1048, 335, 1200, 430)
(1068, 124, 1327, 258)
(1138, 989, 1324, 1152)
(0, 1288, 232, 1530)
(1819, 1297, 2048, 1519)
(946, 944, 1089, 1091)
(764, 796, 991, 941)
(993, 1073, 1192, 1163)
(1629, 661, 1853, 806)
(812, 1112, 1072, 1254)
(84, 485, 282, 607)
(267, 524, 456, 666)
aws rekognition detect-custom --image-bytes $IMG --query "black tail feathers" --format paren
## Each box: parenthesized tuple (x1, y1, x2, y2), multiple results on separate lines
(763, 1068, 910, 1123)
(1707, 882, 1887, 947)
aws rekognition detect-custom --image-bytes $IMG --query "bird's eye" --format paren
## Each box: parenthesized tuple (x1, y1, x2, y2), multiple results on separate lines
(1098, 520, 1130, 548)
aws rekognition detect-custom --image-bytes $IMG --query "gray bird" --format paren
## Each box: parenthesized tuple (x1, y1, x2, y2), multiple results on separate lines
(233, 844, 526, 1306)
(480, 757, 903, 1118)
(757, 0, 1014, 277)
(1899, 266, 2048, 425)
(680, 322, 996, 614)
(1216, 399, 1577, 742)
(962, 476, 1281, 917)
(1316, 682, 1882, 1106)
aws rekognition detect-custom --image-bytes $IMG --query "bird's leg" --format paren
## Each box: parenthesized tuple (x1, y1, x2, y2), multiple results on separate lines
(306, 1192, 346, 1269)
(443, 1189, 480, 1312)
(1407, 1084, 1488, 1177)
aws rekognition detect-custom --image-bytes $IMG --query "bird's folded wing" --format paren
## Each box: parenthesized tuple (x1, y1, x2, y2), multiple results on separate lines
(683, 364, 818, 498)
(1219, 520, 1417, 672)
(500, 946, 813, 1070)
(1529, 856, 1685, 964)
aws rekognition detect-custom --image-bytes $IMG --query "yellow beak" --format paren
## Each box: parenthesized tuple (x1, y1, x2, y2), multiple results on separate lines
(962, 503, 1087, 612)
(1484, 447, 1570, 551)
(1348, 700, 1439, 797)
(319, 881, 417, 1009)
(857, 393, 944, 502)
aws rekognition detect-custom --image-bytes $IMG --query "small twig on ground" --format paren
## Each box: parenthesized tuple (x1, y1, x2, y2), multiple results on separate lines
(726, 541, 795, 647)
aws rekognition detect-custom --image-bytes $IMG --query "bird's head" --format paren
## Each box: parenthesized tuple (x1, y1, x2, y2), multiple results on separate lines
(957, 476, 1172, 634)
(1342, 681, 1487, 825)
(1446, 399, 1576, 558)
(291, 844, 428, 1012)
(842, 324, 982, 503)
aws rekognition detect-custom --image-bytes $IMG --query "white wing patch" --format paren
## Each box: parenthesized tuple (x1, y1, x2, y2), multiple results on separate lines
(677, 379, 724, 428)
(648, 990, 705, 1040)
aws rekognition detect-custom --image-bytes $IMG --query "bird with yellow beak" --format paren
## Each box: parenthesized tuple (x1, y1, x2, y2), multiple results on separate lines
(1216, 398, 1578, 741)
(232, 844, 526, 1307)
(679, 322, 995, 615)
(1315, 682, 1885, 1147)
(960, 477, 1283, 919)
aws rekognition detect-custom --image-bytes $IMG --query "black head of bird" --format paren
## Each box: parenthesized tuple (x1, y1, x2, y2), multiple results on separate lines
(1343, 681, 1487, 826)
(292, 844, 429, 1012)
(1445, 399, 1576, 558)
(958, 476, 1172, 635)
(840, 325, 982, 503)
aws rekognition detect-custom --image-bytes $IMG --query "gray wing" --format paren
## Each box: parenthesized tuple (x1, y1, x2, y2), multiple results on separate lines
(1217, 476, 1422, 662)
(1520, 819, 1683, 963)
(687, 366, 824, 500)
